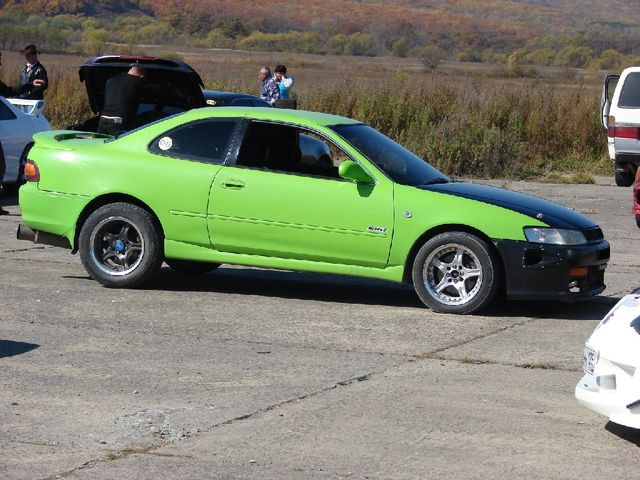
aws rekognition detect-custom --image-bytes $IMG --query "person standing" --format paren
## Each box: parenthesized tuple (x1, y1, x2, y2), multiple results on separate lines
(17, 44, 48, 100)
(258, 66, 279, 106)
(274, 65, 294, 100)
(0, 51, 43, 98)
(97, 65, 168, 136)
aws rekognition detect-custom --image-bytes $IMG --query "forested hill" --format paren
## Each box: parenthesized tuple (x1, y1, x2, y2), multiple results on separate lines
(1, 0, 639, 68)
(2, 0, 638, 34)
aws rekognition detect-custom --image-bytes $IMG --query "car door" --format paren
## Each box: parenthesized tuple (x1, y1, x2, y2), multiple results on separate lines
(146, 118, 240, 248)
(208, 120, 394, 268)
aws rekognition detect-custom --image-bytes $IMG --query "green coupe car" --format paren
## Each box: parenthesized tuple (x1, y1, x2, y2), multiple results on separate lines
(17, 107, 610, 314)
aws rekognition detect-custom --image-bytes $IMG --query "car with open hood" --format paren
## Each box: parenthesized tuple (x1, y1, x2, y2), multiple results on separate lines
(70, 55, 207, 132)
(575, 289, 640, 429)
(70, 56, 331, 165)
(17, 107, 610, 314)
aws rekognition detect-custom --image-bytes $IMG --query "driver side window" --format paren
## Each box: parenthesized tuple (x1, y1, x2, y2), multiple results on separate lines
(235, 121, 350, 179)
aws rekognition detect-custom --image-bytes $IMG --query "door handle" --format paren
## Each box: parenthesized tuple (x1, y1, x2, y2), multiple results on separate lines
(221, 179, 245, 190)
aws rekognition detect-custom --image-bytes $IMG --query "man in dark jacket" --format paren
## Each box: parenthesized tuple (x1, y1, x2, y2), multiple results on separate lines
(17, 44, 48, 100)
(97, 65, 168, 136)
(0, 51, 43, 98)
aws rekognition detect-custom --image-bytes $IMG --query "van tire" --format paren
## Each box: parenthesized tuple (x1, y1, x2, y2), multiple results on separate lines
(615, 170, 634, 187)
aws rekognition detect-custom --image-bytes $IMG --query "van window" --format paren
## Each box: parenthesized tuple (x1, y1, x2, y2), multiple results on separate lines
(618, 72, 640, 108)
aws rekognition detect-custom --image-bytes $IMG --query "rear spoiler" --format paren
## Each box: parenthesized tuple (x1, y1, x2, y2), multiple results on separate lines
(33, 130, 111, 150)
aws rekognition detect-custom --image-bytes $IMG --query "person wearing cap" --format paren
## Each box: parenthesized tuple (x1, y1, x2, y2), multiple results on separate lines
(0, 51, 43, 98)
(17, 44, 48, 100)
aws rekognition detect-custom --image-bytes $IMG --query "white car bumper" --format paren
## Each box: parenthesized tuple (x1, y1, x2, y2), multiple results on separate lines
(575, 366, 640, 429)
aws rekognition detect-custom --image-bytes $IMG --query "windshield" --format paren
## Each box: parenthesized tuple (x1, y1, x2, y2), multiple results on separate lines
(330, 124, 448, 186)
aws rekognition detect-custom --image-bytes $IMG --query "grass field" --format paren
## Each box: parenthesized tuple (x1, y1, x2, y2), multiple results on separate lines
(0, 46, 612, 181)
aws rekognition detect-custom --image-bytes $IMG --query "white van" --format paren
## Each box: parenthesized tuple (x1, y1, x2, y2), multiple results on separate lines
(601, 67, 640, 186)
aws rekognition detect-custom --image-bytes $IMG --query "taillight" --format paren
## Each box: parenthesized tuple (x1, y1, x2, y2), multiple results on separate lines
(611, 126, 640, 139)
(608, 116, 640, 140)
(24, 160, 40, 182)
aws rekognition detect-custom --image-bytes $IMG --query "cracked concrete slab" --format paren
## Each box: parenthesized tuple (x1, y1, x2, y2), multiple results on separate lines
(434, 318, 603, 371)
(66, 360, 640, 479)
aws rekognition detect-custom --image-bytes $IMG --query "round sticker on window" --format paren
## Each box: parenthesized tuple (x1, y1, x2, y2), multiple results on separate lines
(158, 136, 173, 151)
(206, 99, 217, 106)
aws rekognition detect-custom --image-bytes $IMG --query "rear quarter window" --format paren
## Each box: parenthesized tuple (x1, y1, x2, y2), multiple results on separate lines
(618, 72, 640, 108)
(149, 119, 238, 164)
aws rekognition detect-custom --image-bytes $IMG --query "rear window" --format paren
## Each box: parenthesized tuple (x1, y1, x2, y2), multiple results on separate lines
(618, 72, 640, 108)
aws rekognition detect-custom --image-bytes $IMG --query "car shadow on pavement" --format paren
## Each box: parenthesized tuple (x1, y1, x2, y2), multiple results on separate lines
(606, 422, 640, 446)
(142, 265, 616, 320)
(481, 297, 616, 321)
(0, 340, 39, 358)
(152, 265, 425, 308)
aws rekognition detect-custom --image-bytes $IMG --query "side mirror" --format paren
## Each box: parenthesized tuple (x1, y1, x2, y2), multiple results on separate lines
(339, 160, 374, 183)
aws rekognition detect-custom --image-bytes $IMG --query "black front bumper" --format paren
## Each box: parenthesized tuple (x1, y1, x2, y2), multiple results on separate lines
(494, 239, 610, 300)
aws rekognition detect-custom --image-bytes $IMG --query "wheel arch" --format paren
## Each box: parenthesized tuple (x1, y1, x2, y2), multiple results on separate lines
(402, 224, 506, 288)
(73, 193, 164, 253)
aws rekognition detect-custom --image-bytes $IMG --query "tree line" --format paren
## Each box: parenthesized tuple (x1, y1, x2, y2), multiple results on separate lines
(0, 8, 638, 72)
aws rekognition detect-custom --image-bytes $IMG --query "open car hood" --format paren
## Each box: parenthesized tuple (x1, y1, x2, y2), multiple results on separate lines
(79, 55, 206, 114)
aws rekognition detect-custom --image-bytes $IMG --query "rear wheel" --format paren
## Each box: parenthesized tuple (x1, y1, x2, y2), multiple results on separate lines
(165, 259, 220, 274)
(636, 215, 640, 229)
(615, 163, 635, 187)
(412, 232, 500, 314)
(79, 203, 163, 288)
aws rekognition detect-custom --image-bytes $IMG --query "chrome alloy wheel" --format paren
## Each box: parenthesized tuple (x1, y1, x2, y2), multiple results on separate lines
(89, 216, 145, 276)
(422, 242, 483, 306)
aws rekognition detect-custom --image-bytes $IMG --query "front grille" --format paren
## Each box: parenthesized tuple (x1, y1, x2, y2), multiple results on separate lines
(583, 227, 604, 242)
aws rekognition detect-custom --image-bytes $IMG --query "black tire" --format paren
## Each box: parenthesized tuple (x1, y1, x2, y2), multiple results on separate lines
(614, 163, 635, 187)
(165, 258, 220, 274)
(79, 203, 163, 288)
(636, 215, 640, 229)
(615, 170, 634, 187)
(411, 232, 501, 314)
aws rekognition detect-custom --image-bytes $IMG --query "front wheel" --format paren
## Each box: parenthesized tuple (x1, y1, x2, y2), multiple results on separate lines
(79, 203, 163, 288)
(412, 232, 501, 314)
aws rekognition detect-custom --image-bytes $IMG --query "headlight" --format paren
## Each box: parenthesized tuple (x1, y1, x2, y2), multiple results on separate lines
(523, 227, 587, 245)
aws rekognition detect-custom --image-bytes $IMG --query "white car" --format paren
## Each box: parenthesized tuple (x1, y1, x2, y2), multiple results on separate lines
(575, 289, 640, 428)
(0, 96, 51, 186)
